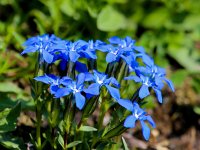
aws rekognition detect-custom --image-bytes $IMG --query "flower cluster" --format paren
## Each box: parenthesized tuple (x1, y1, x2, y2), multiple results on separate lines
(22, 34, 174, 140)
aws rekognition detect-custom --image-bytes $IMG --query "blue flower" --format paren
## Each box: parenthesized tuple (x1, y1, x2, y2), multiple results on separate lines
(79, 40, 105, 59)
(21, 34, 62, 64)
(98, 36, 145, 63)
(121, 52, 155, 73)
(83, 70, 120, 100)
(53, 40, 87, 63)
(117, 99, 156, 140)
(109, 36, 144, 53)
(124, 58, 174, 103)
(34, 74, 61, 94)
(55, 73, 86, 110)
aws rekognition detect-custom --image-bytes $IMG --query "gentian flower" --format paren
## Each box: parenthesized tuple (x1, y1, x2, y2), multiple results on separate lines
(84, 70, 120, 100)
(98, 36, 145, 63)
(109, 36, 144, 53)
(117, 99, 156, 140)
(125, 58, 174, 103)
(51, 39, 87, 63)
(34, 74, 61, 94)
(55, 73, 86, 110)
(21, 34, 62, 63)
(79, 40, 105, 59)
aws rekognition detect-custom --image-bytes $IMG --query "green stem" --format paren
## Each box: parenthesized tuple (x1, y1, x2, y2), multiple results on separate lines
(36, 102, 42, 150)
(64, 132, 68, 149)
(97, 90, 109, 129)
(63, 95, 75, 149)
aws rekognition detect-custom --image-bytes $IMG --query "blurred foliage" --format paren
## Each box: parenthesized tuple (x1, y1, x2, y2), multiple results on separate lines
(0, 0, 200, 149)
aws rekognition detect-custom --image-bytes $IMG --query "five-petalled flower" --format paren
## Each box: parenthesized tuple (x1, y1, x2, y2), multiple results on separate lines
(21, 34, 62, 64)
(125, 57, 174, 103)
(55, 73, 86, 110)
(117, 99, 156, 140)
(84, 70, 120, 100)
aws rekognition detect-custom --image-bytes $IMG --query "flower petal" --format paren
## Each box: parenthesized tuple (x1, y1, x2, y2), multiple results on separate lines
(69, 51, 80, 62)
(21, 46, 38, 55)
(34, 75, 51, 84)
(42, 50, 54, 63)
(140, 120, 150, 141)
(124, 115, 137, 128)
(76, 73, 85, 86)
(154, 88, 163, 103)
(108, 36, 121, 44)
(124, 75, 141, 82)
(105, 85, 120, 100)
(106, 53, 117, 63)
(55, 87, 71, 98)
(117, 99, 133, 111)
(60, 77, 72, 85)
(50, 85, 59, 94)
(84, 83, 100, 95)
(139, 85, 150, 99)
(108, 77, 120, 88)
(75, 61, 88, 73)
(84, 73, 94, 81)
(164, 78, 175, 92)
(75, 92, 86, 110)
(133, 46, 145, 53)
(142, 54, 154, 67)
(146, 116, 156, 128)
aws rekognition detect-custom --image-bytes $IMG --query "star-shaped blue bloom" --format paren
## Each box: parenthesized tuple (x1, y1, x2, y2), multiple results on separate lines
(98, 36, 145, 63)
(125, 60, 174, 103)
(21, 34, 62, 64)
(109, 36, 145, 53)
(52, 40, 87, 63)
(34, 74, 61, 94)
(117, 99, 156, 140)
(79, 40, 105, 59)
(83, 70, 120, 100)
(121, 52, 156, 74)
(55, 73, 86, 110)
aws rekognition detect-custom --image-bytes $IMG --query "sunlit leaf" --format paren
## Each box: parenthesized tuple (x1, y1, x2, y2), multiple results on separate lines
(142, 8, 169, 28)
(0, 102, 21, 133)
(97, 5, 126, 31)
(0, 82, 22, 93)
(79, 126, 97, 132)
(66, 141, 82, 148)
(0, 134, 23, 150)
(58, 134, 64, 149)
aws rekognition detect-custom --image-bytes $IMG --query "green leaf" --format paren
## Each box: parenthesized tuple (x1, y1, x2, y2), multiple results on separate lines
(171, 69, 189, 87)
(79, 125, 97, 132)
(66, 141, 82, 148)
(60, 0, 76, 18)
(0, 93, 34, 111)
(102, 122, 127, 139)
(140, 95, 155, 109)
(12, 32, 26, 48)
(0, 82, 22, 93)
(58, 134, 64, 149)
(193, 106, 200, 115)
(106, 0, 127, 4)
(34, 19, 45, 34)
(97, 5, 126, 31)
(0, 102, 21, 133)
(0, 134, 22, 150)
(183, 14, 200, 30)
(167, 45, 200, 72)
(0, 108, 11, 125)
(122, 137, 129, 150)
(142, 8, 169, 29)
